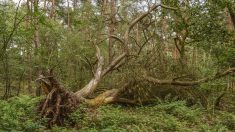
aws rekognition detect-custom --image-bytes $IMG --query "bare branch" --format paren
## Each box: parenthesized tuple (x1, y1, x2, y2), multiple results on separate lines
(104, 4, 177, 75)
(144, 68, 235, 86)
(109, 35, 125, 46)
(82, 56, 95, 76)
(102, 52, 126, 76)
(75, 45, 104, 97)
(123, 4, 177, 53)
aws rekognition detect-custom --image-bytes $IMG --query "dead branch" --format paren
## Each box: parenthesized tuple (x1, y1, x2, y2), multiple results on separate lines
(75, 45, 104, 98)
(109, 35, 125, 46)
(143, 68, 235, 86)
(83, 56, 95, 76)
(102, 4, 177, 75)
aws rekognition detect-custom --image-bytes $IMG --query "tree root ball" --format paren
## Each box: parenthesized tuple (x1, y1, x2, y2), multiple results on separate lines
(38, 88, 80, 127)
(36, 70, 81, 128)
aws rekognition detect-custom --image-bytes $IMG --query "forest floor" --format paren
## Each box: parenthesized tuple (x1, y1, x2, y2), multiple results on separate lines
(0, 95, 235, 131)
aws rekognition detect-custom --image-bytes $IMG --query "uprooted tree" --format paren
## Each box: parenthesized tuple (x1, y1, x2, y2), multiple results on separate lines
(36, 4, 235, 127)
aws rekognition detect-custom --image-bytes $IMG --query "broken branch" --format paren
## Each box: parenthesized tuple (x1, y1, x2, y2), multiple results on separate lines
(144, 68, 235, 86)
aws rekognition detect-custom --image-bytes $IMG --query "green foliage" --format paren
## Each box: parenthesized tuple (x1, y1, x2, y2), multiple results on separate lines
(0, 95, 44, 131)
(67, 101, 235, 131)
(0, 96, 234, 131)
(218, 112, 235, 130)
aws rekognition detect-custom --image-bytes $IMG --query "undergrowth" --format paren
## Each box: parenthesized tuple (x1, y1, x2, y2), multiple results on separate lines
(0, 95, 235, 131)
(0, 95, 45, 131)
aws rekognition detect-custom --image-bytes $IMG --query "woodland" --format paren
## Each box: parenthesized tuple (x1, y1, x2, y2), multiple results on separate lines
(0, 0, 235, 131)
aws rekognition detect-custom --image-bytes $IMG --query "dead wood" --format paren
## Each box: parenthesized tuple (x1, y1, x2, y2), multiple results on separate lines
(143, 68, 235, 86)
(35, 4, 180, 127)
(37, 70, 81, 127)
(36, 70, 135, 127)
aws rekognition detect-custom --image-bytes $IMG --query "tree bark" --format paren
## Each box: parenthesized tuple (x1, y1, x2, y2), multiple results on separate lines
(75, 45, 104, 98)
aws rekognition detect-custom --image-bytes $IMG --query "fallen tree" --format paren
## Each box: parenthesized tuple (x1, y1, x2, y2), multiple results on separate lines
(35, 3, 235, 127)
(36, 4, 178, 126)
(37, 67, 235, 127)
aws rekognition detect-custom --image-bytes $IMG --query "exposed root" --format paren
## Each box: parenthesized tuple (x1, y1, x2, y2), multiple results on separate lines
(37, 70, 81, 127)
(38, 88, 80, 127)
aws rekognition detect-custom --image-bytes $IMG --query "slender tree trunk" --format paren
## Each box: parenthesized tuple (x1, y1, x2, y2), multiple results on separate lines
(227, 5, 235, 29)
(227, 5, 235, 45)
(50, 0, 55, 19)
(3, 54, 11, 99)
(27, 51, 33, 94)
(34, 25, 40, 49)
(67, 0, 71, 29)
(26, 0, 33, 94)
(32, 0, 40, 95)
(192, 47, 198, 74)
(34, 0, 40, 49)
(108, 0, 116, 63)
